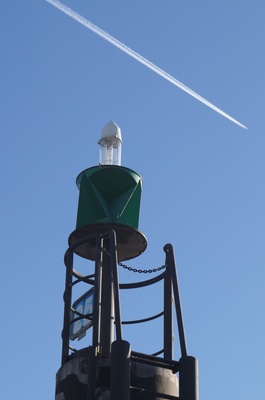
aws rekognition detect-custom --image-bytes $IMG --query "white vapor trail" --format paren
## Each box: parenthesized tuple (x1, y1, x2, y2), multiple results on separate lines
(46, 0, 247, 129)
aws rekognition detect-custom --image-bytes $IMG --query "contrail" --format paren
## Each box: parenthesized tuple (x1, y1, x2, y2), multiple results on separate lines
(46, 0, 247, 129)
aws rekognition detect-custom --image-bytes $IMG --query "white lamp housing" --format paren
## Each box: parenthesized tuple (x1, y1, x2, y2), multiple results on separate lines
(98, 120, 122, 166)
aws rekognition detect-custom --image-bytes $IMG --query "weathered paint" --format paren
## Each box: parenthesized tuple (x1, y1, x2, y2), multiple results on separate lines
(55, 348, 179, 400)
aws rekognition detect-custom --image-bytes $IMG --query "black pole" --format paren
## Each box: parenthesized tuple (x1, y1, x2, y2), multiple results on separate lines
(87, 236, 103, 400)
(164, 243, 187, 358)
(61, 248, 74, 365)
(108, 230, 123, 341)
(164, 263, 173, 359)
(179, 356, 199, 400)
(110, 340, 131, 400)
(92, 235, 103, 351)
(100, 239, 114, 354)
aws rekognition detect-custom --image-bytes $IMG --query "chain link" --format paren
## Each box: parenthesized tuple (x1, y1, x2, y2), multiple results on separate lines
(118, 262, 166, 274)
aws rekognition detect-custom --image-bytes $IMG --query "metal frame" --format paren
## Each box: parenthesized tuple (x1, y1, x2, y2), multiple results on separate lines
(61, 231, 198, 400)
(62, 236, 187, 363)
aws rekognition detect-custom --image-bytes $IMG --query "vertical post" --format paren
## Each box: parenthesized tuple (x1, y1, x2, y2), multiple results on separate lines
(87, 236, 103, 400)
(92, 235, 103, 351)
(86, 346, 96, 400)
(179, 356, 199, 400)
(100, 239, 114, 354)
(164, 243, 187, 358)
(109, 230, 122, 341)
(164, 265, 173, 359)
(61, 248, 74, 365)
(110, 340, 131, 400)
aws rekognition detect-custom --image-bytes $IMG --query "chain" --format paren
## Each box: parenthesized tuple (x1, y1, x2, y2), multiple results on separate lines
(102, 247, 166, 274)
(118, 262, 166, 274)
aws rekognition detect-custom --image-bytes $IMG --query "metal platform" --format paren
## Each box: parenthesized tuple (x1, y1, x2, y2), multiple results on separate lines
(68, 222, 147, 261)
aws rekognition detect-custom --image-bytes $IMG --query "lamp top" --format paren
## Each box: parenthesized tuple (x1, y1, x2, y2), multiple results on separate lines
(99, 120, 122, 143)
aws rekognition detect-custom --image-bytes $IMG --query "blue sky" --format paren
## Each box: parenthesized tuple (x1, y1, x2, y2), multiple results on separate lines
(1, 0, 265, 399)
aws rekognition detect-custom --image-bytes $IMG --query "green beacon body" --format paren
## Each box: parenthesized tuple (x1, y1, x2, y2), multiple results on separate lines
(68, 121, 147, 261)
